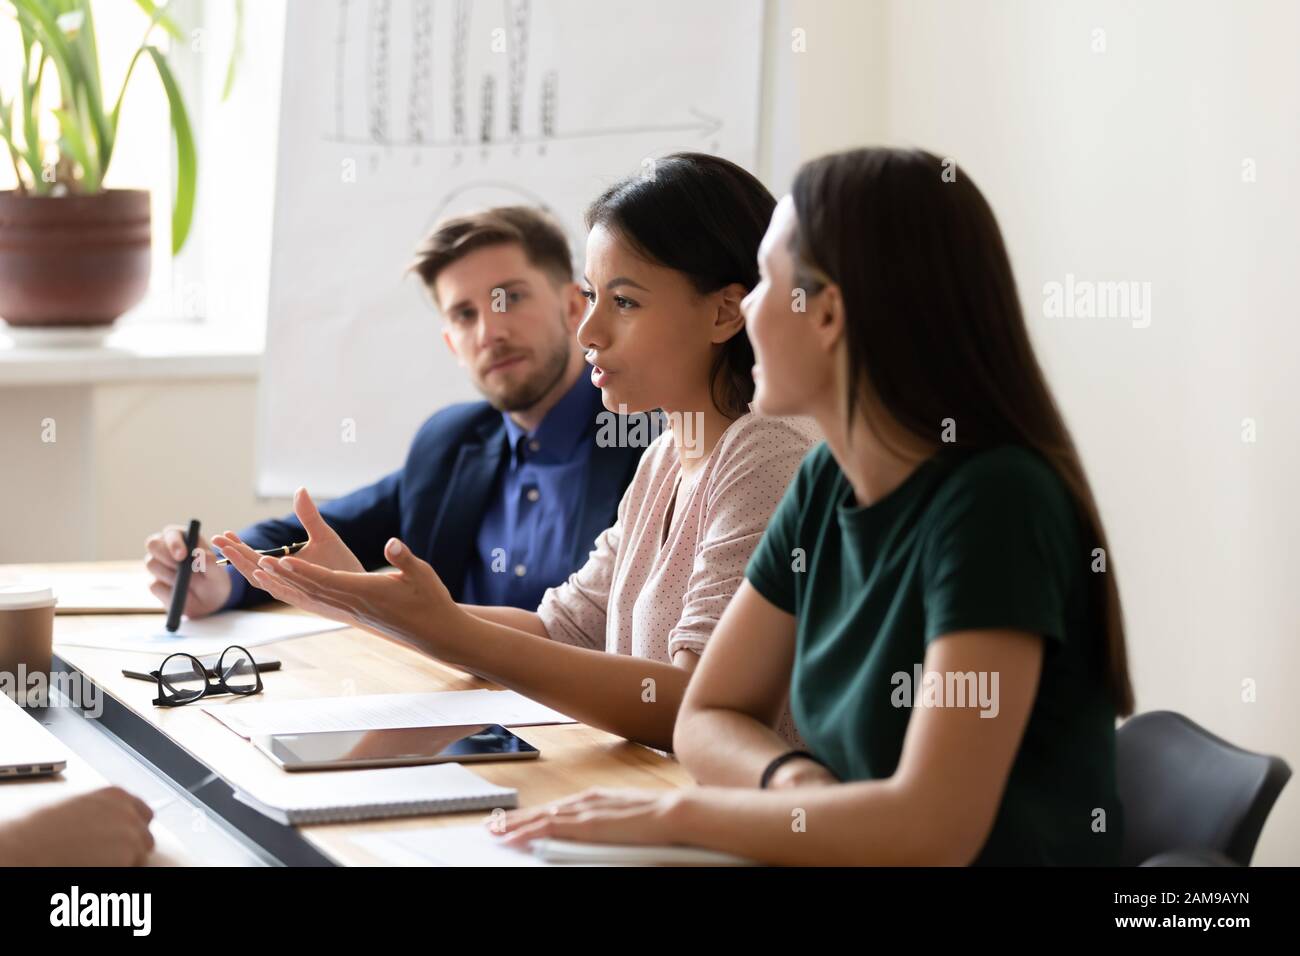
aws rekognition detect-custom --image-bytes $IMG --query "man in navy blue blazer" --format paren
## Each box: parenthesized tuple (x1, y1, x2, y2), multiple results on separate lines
(143, 207, 644, 616)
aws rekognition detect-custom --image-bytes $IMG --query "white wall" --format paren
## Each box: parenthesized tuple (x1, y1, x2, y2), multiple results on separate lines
(0, 374, 290, 564)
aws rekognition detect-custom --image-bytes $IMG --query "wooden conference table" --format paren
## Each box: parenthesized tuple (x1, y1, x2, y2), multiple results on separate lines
(1, 561, 692, 866)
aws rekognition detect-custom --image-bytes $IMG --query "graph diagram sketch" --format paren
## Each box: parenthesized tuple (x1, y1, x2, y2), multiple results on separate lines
(261, 0, 764, 497)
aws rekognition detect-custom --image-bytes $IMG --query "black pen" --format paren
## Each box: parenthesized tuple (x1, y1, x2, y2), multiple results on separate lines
(214, 541, 308, 567)
(165, 519, 201, 633)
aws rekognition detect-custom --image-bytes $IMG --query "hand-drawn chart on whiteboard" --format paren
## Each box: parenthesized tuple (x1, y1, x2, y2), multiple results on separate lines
(260, 0, 765, 497)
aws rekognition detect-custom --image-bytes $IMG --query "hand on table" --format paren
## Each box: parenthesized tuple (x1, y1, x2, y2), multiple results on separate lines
(489, 787, 687, 849)
(0, 786, 155, 867)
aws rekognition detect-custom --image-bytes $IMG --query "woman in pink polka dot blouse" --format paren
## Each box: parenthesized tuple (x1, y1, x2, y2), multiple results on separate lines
(217, 153, 818, 753)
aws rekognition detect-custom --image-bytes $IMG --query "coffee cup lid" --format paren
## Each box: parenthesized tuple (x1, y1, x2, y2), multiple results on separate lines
(0, 584, 57, 610)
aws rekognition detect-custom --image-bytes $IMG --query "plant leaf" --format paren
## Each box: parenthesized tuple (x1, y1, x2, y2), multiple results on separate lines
(10, 0, 86, 187)
(10, 0, 79, 91)
(75, 83, 100, 189)
(53, 106, 94, 191)
(15, 17, 44, 190)
(131, 0, 183, 42)
(0, 98, 32, 192)
(71, 0, 111, 168)
(109, 0, 184, 147)
(222, 0, 245, 102)
(144, 45, 196, 254)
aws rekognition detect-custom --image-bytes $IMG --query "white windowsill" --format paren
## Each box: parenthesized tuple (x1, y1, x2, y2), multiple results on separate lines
(0, 321, 263, 387)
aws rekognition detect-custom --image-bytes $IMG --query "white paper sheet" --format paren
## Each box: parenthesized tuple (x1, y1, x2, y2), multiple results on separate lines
(4, 568, 161, 614)
(351, 824, 557, 867)
(54, 611, 348, 656)
(350, 825, 753, 867)
(204, 689, 576, 739)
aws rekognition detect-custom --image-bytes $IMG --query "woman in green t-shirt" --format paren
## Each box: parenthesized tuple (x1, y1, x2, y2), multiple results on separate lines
(493, 147, 1136, 865)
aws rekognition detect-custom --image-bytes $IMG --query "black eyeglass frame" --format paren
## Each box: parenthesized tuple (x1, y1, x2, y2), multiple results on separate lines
(151, 644, 264, 707)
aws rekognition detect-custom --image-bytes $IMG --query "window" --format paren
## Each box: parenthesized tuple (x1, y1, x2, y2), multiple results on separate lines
(1, 1, 178, 320)
(1, 0, 277, 330)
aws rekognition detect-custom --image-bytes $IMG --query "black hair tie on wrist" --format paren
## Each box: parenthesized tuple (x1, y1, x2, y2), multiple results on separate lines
(759, 750, 836, 789)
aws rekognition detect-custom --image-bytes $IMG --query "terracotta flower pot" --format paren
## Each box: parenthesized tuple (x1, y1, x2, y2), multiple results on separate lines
(0, 189, 151, 330)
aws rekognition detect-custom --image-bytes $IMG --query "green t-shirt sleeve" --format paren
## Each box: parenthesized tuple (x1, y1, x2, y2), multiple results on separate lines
(920, 448, 1080, 648)
(744, 443, 825, 614)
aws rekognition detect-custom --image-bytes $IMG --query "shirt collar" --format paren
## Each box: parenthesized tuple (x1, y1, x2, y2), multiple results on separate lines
(501, 371, 605, 467)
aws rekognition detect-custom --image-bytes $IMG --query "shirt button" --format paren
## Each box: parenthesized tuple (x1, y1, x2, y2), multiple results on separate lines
(525, 488, 540, 502)
(514, 564, 527, 577)
(528, 440, 541, 452)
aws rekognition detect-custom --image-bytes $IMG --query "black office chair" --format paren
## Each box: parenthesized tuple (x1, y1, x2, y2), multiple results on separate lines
(1116, 710, 1291, 866)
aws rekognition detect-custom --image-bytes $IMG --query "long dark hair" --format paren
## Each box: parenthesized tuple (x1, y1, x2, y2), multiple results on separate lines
(585, 152, 775, 418)
(791, 147, 1134, 716)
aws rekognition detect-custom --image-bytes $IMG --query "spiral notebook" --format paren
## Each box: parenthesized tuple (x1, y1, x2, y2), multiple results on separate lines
(230, 763, 517, 826)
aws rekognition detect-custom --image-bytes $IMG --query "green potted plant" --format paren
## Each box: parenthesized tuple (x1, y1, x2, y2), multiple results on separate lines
(0, 0, 195, 337)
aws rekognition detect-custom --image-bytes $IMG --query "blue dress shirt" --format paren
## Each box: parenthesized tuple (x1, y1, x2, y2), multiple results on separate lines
(459, 374, 606, 609)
